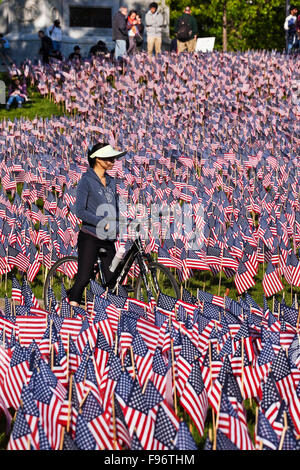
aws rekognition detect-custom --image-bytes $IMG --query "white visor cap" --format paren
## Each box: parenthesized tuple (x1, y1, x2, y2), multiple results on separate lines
(89, 144, 127, 159)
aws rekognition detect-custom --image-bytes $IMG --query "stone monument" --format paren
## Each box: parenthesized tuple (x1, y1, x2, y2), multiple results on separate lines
(0, 0, 170, 64)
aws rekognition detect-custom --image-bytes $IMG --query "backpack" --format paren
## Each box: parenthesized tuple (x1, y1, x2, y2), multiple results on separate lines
(176, 16, 193, 41)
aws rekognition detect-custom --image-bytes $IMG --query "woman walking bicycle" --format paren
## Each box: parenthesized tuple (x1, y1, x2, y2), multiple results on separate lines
(67, 142, 126, 307)
(44, 142, 180, 309)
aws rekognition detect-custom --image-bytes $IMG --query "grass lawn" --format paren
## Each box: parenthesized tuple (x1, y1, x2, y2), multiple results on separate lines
(0, 72, 67, 120)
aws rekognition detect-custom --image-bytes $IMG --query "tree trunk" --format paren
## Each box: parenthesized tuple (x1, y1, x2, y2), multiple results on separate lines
(223, 2, 227, 52)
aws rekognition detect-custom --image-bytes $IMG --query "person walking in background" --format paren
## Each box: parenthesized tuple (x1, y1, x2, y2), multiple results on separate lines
(38, 30, 62, 63)
(294, 12, 300, 51)
(284, 5, 298, 53)
(175, 6, 198, 53)
(38, 30, 54, 64)
(112, 6, 128, 60)
(145, 3, 164, 57)
(6, 75, 27, 110)
(0, 34, 14, 66)
(127, 10, 138, 55)
(47, 19, 62, 53)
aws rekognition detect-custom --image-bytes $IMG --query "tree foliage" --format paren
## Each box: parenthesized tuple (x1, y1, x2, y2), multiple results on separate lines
(167, 0, 286, 51)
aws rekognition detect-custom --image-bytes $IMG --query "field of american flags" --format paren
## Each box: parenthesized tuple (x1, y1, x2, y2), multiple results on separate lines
(0, 50, 299, 450)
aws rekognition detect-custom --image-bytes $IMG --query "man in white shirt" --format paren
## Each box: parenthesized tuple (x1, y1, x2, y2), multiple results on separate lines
(284, 6, 298, 53)
(47, 19, 62, 52)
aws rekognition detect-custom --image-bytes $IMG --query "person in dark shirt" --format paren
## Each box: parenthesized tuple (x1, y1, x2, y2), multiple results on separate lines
(0, 34, 13, 66)
(135, 13, 145, 51)
(69, 45, 82, 61)
(112, 6, 128, 59)
(174, 6, 198, 53)
(38, 30, 53, 64)
(89, 40, 109, 57)
(38, 30, 62, 63)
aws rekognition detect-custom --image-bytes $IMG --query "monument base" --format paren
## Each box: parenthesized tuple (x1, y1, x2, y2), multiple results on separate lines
(4, 31, 116, 64)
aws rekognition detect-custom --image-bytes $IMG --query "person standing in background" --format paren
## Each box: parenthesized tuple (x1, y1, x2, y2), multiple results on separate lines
(127, 10, 138, 55)
(284, 6, 298, 53)
(135, 13, 145, 51)
(295, 13, 300, 51)
(145, 3, 164, 57)
(175, 6, 198, 53)
(38, 30, 54, 64)
(112, 6, 128, 60)
(47, 19, 62, 53)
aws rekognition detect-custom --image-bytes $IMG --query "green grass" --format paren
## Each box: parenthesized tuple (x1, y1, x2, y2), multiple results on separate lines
(0, 72, 67, 121)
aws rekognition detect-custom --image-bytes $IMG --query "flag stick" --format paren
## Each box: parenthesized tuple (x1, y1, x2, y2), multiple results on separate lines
(142, 377, 149, 394)
(79, 388, 91, 409)
(297, 306, 300, 333)
(112, 392, 117, 449)
(130, 346, 136, 379)
(241, 336, 244, 398)
(66, 333, 70, 380)
(49, 319, 52, 360)
(59, 427, 65, 450)
(218, 248, 224, 297)
(278, 412, 288, 450)
(254, 402, 259, 449)
(213, 391, 222, 450)
(209, 340, 216, 444)
(170, 338, 177, 414)
(114, 332, 118, 355)
(67, 374, 73, 433)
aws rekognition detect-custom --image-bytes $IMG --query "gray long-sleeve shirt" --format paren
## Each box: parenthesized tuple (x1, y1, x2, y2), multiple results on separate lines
(75, 167, 119, 239)
(145, 10, 164, 37)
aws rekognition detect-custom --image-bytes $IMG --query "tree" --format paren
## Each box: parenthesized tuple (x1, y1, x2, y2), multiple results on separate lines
(167, 0, 286, 51)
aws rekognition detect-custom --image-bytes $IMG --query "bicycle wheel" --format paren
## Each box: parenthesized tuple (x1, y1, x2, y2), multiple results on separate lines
(43, 256, 79, 310)
(134, 261, 180, 302)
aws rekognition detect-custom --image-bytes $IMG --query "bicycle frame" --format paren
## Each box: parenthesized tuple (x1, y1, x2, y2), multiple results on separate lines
(103, 234, 153, 294)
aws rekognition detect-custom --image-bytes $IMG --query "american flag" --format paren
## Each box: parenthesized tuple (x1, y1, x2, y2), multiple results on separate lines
(217, 390, 254, 450)
(0, 50, 300, 451)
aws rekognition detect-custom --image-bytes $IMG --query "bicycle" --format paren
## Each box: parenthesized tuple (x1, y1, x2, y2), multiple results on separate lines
(43, 229, 180, 310)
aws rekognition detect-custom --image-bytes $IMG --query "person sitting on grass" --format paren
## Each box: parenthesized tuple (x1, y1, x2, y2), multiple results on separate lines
(69, 45, 82, 61)
(90, 40, 109, 57)
(6, 75, 27, 110)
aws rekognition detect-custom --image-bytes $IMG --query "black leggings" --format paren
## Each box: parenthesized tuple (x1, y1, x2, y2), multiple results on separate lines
(67, 230, 116, 304)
